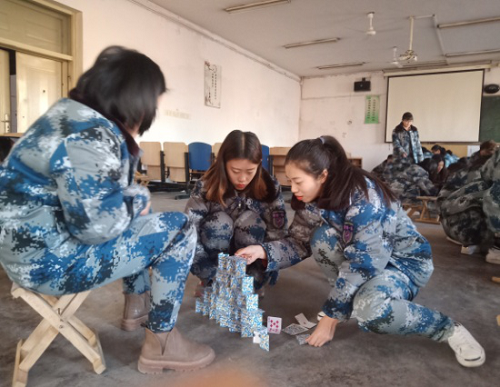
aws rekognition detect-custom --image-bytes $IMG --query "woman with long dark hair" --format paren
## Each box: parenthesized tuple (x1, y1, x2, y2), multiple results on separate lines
(237, 135, 485, 367)
(185, 130, 288, 293)
(0, 46, 215, 374)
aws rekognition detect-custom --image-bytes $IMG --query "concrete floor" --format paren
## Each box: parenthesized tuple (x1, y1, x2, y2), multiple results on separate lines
(1, 190, 499, 387)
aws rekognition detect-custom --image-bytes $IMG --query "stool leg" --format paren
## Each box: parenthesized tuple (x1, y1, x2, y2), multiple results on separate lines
(14, 289, 106, 376)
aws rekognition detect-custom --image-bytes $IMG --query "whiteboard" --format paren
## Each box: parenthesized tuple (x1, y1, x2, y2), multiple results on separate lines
(385, 70, 484, 143)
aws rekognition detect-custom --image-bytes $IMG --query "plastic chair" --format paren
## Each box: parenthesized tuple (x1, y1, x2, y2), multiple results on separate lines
(261, 145, 270, 172)
(188, 142, 213, 181)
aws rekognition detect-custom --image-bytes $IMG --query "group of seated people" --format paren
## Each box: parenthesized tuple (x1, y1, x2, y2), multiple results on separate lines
(0, 48, 493, 377)
(372, 137, 500, 266)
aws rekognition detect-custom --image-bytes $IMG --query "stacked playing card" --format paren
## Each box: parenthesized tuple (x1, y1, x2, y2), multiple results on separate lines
(195, 253, 269, 351)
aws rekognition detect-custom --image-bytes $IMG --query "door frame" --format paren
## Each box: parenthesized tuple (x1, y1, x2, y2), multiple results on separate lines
(0, 0, 83, 95)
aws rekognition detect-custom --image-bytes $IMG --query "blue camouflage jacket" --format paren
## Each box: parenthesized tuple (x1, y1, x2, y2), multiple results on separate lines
(441, 147, 500, 233)
(185, 177, 288, 266)
(263, 178, 433, 321)
(392, 124, 424, 164)
(0, 98, 150, 285)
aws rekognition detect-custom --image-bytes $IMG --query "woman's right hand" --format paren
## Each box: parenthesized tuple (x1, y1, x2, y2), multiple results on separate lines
(235, 245, 267, 265)
(139, 201, 151, 216)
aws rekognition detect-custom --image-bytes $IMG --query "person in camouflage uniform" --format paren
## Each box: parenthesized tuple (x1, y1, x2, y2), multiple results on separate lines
(237, 136, 485, 367)
(0, 47, 215, 374)
(440, 146, 500, 263)
(185, 130, 288, 290)
(384, 157, 438, 206)
(392, 112, 424, 164)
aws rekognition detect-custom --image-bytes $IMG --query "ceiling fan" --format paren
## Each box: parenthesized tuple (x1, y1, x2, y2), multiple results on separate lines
(399, 16, 418, 62)
(366, 12, 376, 36)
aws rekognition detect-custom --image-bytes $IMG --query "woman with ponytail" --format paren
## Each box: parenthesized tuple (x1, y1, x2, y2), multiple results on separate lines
(237, 135, 485, 368)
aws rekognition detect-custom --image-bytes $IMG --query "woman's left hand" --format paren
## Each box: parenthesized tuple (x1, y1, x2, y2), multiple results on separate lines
(306, 315, 339, 347)
(235, 245, 267, 265)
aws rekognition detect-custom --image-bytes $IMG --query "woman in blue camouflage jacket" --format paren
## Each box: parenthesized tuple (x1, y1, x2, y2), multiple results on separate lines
(0, 47, 214, 374)
(185, 130, 288, 293)
(237, 135, 485, 368)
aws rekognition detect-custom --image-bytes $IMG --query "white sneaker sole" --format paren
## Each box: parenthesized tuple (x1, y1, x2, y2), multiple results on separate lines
(455, 350, 486, 368)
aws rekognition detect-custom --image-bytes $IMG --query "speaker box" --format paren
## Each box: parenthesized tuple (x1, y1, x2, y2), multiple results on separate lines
(354, 80, 371, 92)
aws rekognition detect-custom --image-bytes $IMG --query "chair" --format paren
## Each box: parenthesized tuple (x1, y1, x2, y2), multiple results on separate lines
(270, 147, 291, 187)
(11, 284, 105, 387)
(163, 142, 188, 183)
(187, 142, 213, 183)
(261, 145, 270, 172)
(414, 196, 440, 224)
(212, 142, 222, 160)
(139, 142, 163, 181)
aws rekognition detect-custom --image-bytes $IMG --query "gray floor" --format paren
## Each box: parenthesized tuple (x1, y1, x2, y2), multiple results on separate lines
(1, 190, 499, 387)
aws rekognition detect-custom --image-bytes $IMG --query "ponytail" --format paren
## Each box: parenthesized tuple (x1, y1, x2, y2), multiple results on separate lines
(286, 136, 396, 211)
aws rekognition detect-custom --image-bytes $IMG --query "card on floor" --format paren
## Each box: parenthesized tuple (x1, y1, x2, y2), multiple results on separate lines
(296, 334, 310, 345)
(295, 313, 317, 329)
(267, 316, 282, 334)
(282, 323, 309, 335)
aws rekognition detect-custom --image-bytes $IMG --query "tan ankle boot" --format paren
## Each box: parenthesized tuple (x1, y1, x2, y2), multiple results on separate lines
(138, 327, 215, 374)
(121, 291, 150, 331)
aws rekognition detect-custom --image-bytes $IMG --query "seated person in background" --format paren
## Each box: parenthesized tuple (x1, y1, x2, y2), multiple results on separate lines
(447, 157, 469, 174)
(439, 142, 499, 258)
(445, 150, 460, 167)
(370, 154, 393, 180)
(185, 130, 288, 294)
(422, 146, 433, 159)
(237, 135, 485, 367)
(423, 154, 449, 191)
(392, 112, 424, 164)
(0, 46, 215, 374)
(384, 157, 438, 206)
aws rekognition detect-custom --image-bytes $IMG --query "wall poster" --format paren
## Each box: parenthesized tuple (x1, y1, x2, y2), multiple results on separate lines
(364, 95, 380, 124)
(204, 61, 221, 108)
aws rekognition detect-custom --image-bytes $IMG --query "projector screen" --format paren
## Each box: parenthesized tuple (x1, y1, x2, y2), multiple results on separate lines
(385, 70, 484, 143)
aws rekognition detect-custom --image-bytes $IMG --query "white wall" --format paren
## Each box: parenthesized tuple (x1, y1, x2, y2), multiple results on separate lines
(57, 0, 301, 148)
(300, 71, 392, 172)
(300, 66, 500, 172)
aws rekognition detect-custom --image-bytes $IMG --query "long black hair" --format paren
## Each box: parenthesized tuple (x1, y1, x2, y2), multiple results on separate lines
(203, 130, 276, 205)
(69, 46, 166, 135)
(286, 136, 396, 211)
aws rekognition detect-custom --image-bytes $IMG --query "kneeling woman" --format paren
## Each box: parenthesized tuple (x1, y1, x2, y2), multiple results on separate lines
(237, 136, 485, 367)
(185, 130, 288, 291)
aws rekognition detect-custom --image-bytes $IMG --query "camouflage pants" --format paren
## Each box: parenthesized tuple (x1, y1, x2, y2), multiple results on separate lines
(191, 210, 266, 282)
(17, 212, 196, 333)
(441, 207, 494, 247)
(311, 225, 453, 341)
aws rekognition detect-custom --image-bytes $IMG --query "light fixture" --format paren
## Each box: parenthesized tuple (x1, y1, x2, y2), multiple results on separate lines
(283, 37, 339, 49)
(224, 0, 291, 14)
(399, 16, 418, 62)
(445, 48, 500, 58)
(438, 16, 500, 29)
(316, 62, 365, 70)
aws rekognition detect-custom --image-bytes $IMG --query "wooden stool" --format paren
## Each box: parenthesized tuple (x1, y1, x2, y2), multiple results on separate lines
(414, 196, 440, 224)
(403, 203, 422, 219)
(11, 284, 106, 387)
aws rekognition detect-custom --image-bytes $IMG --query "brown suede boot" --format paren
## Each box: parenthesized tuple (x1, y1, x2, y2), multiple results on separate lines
(121, 291, 150, 331)
(138, 327, 215, 374)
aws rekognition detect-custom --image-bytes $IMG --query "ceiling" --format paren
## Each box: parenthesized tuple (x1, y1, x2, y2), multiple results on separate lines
(149, 0, 500, 78)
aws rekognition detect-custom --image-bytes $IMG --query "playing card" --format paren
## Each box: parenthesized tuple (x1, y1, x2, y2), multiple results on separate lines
(282, 323, 309, 335)
(295, 313, 317, 329)
(296, 334, 310, 345)
(267, 316, 282, 334)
